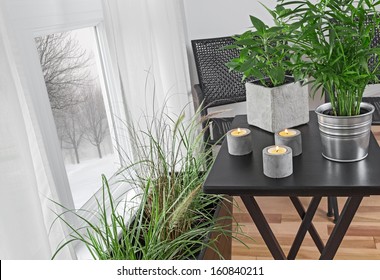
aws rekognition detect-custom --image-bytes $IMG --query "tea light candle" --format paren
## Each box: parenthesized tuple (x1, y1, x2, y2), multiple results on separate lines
(227, 128, 252, 156)
(263, 145, 293, 178)
(275, 128, 302, 156)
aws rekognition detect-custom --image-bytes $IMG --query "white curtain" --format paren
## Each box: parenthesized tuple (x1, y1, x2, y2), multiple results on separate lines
(104, 0, 193, 126)
(0, 6, 75, 259)
(0, 0, 192, 259)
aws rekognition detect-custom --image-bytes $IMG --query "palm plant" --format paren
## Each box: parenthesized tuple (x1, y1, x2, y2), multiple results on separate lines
(277, 0, 380, 116)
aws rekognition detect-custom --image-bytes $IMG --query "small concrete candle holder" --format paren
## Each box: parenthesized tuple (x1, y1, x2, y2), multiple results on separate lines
(275, 128, 302, 157)
(263, 145, 293, 178)
(226, 128, 252, 156)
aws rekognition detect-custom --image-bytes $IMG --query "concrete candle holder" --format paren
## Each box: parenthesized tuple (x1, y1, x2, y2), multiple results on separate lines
(263, 145, 293, 178)
(275, 129, 302, 157)
(226, 128, 252, 156)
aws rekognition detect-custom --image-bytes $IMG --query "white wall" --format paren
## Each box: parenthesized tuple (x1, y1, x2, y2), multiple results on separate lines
(183, 0, 276, 89)
(183, 0, 276, 40)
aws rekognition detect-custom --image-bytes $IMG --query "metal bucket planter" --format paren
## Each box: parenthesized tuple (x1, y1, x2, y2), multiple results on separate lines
(315, 102, 375, 162)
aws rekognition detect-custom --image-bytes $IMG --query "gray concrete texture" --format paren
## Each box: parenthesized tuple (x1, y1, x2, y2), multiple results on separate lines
(246, 81, 309, 133)
(226, 129, 253, 156)
(262, 145, 293, 178)
(275, 130, 302, 157)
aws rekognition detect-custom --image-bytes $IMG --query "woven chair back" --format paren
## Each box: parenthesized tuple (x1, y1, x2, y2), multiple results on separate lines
(191, 36, 246, 108)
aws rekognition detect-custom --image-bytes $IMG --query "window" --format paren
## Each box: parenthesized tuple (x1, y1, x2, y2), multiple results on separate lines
(2, 0, 135, 259)
(34, 27, 121, 209)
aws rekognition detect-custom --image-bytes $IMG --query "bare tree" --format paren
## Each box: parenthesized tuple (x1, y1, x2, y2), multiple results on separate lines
(81, 86, 109, 159)
(60, 105, 85, 164)
(52, 110, 66, 149)
(35, 32, 92, 111)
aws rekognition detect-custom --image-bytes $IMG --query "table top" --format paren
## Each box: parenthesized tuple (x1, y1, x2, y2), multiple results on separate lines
(203, 113, 380, 196)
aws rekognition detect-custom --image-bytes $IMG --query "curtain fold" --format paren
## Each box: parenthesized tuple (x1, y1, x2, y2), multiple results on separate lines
(104, 0, 192, 127)
(0, 0, 192, 259)
(0, 5, 75, 260)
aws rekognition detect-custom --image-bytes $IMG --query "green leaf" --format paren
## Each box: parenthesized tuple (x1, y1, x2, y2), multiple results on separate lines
(239, 60, 254, 72)
(276, 5, 285, 13)
(222, 44, 238, 50)
(267, 26, 284, 34)
(225, 61, 239, 69)
(249, 68, 265, 80)
(249, 15, 267, 34)
(269, 66, 285, 85)
(359, 58, 370, 74)
(235, 38, 257, 46)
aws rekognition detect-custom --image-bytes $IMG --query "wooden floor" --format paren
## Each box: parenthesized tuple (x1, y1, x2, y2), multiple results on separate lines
(231, 126, 380, 260)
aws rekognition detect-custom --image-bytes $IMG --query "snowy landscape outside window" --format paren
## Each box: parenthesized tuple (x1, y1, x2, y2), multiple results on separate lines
(35, 27, 120, 208)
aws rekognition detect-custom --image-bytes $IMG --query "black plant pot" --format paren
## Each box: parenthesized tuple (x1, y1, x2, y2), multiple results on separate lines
(124, 195, 232, 260)
(197, 195, 232, 260)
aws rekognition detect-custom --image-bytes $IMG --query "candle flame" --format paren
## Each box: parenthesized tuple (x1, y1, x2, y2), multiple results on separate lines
(275, 145, 280, 152)
(284, 128, 289, 134)
(237, 128, 241, 133)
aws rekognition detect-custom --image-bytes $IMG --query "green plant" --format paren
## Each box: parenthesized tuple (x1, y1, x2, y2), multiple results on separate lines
(226, 11, 293, 87)
(276, 0, 380, 116)
(51, 104, 242, 260)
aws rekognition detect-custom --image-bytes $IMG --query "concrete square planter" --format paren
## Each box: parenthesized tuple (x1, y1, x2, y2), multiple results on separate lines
(246, 79, 309, 132)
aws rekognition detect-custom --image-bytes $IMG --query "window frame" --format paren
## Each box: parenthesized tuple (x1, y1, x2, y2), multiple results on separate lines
(4, 0, 133, 232)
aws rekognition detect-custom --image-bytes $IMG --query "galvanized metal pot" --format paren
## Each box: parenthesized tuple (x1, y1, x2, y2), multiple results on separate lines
(315, 102, 375, 162)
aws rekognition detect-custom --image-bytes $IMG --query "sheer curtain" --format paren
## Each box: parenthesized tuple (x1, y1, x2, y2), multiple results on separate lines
(0, 0, 192, 259)
(0, 7, 75, 259)
(104, 0, 193, 126)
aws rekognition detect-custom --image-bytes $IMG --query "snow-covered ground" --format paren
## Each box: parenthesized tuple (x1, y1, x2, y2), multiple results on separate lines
(65, 154, 120, 208)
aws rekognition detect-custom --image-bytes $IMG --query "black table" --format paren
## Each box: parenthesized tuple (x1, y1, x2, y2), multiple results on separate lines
(203, 113, 380, 260)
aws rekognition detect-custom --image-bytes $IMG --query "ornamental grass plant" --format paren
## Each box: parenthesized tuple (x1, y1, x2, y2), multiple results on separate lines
(52, 103, 241, 260)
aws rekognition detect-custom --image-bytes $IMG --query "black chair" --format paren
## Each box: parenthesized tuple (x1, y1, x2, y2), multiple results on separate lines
(191, 36, 247, 146)
(362, 15, 380, 124)
(363, 14, 380, 125)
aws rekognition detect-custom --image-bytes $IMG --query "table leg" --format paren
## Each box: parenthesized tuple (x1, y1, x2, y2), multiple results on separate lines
(290, 197, 325, 254)
(240, 195, 286, 260)
(288, 196, 323, 259)
(331, 197, 339, 223)
(319, 196, 363, 260)
(327, 197, 334, 217)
